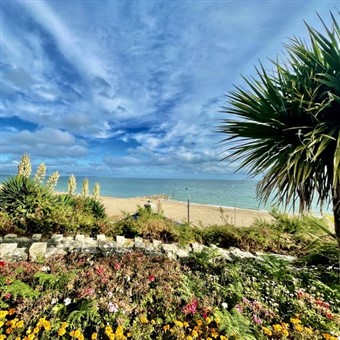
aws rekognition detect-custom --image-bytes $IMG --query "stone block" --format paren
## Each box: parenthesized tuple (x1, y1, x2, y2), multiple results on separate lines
(45, 247, 67, 259)
(0, 243, 17, 258)
(4, 234, 17, 240)
(51, 234, 63, 241)
(162, 243, 179, 253)
(152, 239, 162, 248)
(191, 243, 206, 253)
(116, 236, 126, 246)
(97, 234, 106, 242)
(75, 234, 85, 243)
(32, 234, 42, 241)
(11, 248, 28, 261)
(29, 242, 47, 261)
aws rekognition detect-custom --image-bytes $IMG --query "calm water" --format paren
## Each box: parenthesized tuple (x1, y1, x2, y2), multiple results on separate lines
(0, 174, 331, 213)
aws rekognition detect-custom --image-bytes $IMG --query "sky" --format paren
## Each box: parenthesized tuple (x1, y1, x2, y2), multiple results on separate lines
(0, 0, 339, 179)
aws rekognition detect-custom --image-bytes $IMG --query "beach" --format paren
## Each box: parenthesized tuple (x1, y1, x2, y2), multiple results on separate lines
(100, 196, 272, 227)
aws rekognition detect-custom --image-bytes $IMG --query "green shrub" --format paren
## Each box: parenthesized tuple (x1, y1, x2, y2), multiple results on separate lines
(0, 175, 56, 234)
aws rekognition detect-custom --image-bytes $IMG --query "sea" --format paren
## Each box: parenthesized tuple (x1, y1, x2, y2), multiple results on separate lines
(0, 174, 332, 214)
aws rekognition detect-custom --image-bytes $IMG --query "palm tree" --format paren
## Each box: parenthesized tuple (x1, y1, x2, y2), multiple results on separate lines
(219, 12, 340, 246)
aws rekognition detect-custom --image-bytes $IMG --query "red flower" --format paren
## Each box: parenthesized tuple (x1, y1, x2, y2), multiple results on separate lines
(0, 260, 5, 267)
(148, 275, 155, 282)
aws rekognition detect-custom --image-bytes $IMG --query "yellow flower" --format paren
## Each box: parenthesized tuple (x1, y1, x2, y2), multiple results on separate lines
(33, 327, 40, 334)
(151, 319, 156, 325)
(220, 336, 228, 340)
(15, 337, 21, 340)
(294, 324, 303, 332)
(0, 335, 6, 340)
(175, 320, 184, 328)
(91, 333, 98, 340)
(290, 318, 301, 324)
(262, 327, 272, 336)
(9, 309, 16, 316)
(183, 321, 189, 328)
(0, 321, 4, 327)
(210, 328, 219, 338)
(16, 320, 24, 329)
(27, 335, 35, 340)
(191, 329, 199, 338)
(304, 327, 313, 335)
(282, 329, 289, 337)
(196, 320, 203, 327)
(163, 324, 170, 331)
(186, 337, 193, 340)
(6, 327, 13, 334)
(0, 311, 9, 318)
(139, 314, 148, 324)
(58, 328, 66, 336)
(273, 324, 282, 332)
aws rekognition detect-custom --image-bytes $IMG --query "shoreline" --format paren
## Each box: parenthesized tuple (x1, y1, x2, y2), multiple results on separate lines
(100, 195, 273, 227)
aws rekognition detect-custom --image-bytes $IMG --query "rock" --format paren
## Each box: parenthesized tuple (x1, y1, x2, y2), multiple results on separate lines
(175, 248, 190, 258)
(162, 243, 179, 253)
(4, 234, 17, 240)
(11, 248, 28, 261)
(191, 243, 206, 253)
(0, 243, 18, 258)
(45, 247, 67, 259)
(228, 247, 257, 259)
(116, 236, 126, 246)
(51, 234, 64, 242)
(75, 234, 85, 243)
(152, 239, 162, 249)
(32, 234, 43, 241)
(97, 234, 106, 242)
(29, 242, 47, 261)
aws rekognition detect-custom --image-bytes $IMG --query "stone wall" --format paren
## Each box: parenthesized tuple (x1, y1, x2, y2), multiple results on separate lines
(0, 233, 295, 262)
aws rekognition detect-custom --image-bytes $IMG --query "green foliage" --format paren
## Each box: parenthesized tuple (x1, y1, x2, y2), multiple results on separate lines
(219, 12, 340, 243)
(112, 206, 198, 244)
(34, 271, 77, 291)
(1, 280, 39, 300)
(0, 175, 57, 233)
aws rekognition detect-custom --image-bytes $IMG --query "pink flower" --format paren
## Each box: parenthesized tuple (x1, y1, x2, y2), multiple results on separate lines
(252, 314, 262, 324)
(235, 304, 243, 313)
(183, 299, 198, 315)
(114, 263, 121, 270)
(5, 293, 11, 299)
(148, 275, 155, 282)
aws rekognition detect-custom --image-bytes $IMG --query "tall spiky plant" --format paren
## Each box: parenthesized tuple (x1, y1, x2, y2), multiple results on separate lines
(219, 12, 340, 247)
(81, 178, 89, 197)
(34, 163, 46, 185)
(68, 175, 77, 196)
(92, 182, 100, 200)
(46, 171, 60, 191)
(17, 153, 32, 178)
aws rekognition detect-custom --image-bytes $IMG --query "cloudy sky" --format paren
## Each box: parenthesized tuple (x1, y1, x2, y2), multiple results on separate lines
(0, 1, 338, 178)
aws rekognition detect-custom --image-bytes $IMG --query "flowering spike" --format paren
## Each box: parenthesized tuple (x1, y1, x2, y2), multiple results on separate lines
(18, 153, 31, 178)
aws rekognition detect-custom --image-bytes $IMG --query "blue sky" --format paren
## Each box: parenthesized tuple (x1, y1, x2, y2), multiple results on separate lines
(0, 1, 338, 179)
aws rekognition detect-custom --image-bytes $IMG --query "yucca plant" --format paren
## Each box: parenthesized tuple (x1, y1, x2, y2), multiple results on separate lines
(0, 175, 56, 233)
(219, 12, 340, 248)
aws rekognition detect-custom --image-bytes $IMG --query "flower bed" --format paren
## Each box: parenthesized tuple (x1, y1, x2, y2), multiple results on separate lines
(0, 250, 339, 339)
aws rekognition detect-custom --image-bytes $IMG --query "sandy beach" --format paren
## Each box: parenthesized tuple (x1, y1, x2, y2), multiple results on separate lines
(100, 196, 272, 227)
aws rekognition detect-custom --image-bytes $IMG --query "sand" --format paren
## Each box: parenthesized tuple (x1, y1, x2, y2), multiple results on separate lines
(100, 196, 272, 227)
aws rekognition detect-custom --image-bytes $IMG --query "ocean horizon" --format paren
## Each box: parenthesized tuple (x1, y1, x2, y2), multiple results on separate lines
(0, 174, 332, 214)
